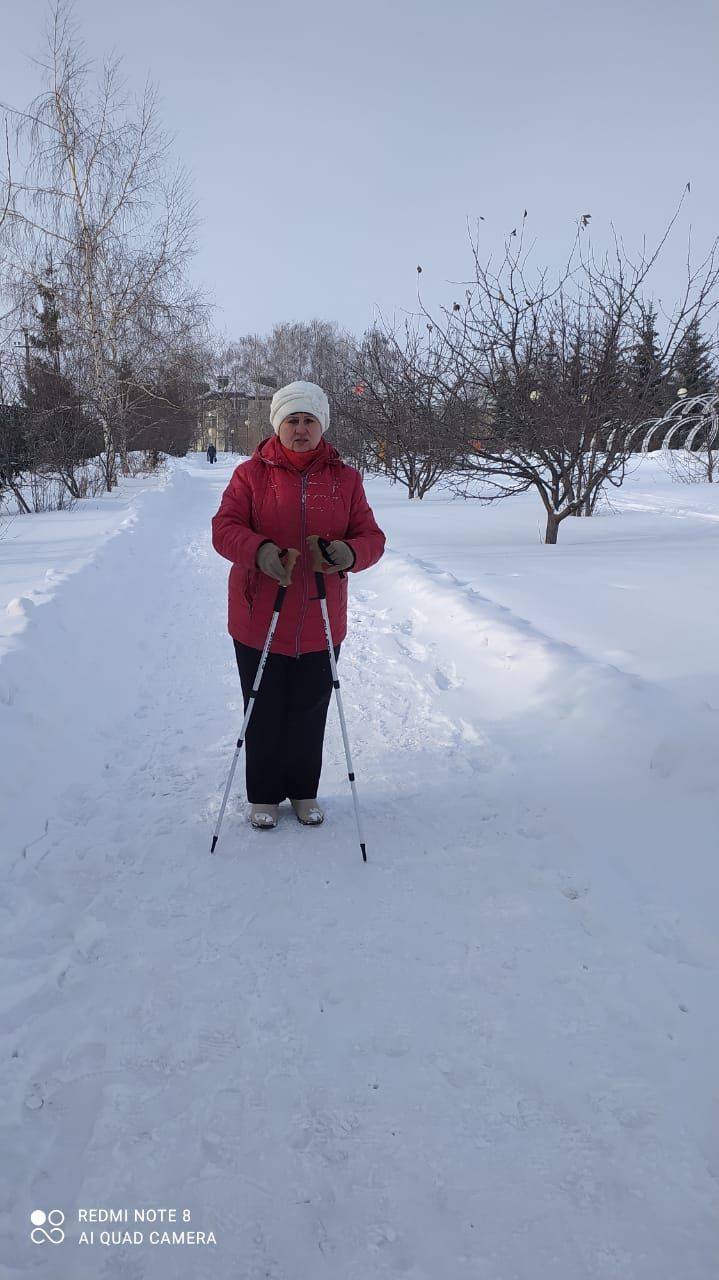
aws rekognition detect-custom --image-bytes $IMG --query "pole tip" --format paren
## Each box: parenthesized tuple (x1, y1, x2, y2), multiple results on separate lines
(361, 843, 367, 863)
(210, 836, 218, 854)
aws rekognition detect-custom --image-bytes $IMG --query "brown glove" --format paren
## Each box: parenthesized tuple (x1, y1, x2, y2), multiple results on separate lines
(256, 541, 299, 586)
(307, 535, 355, 575)
(321, 540, 355, 573)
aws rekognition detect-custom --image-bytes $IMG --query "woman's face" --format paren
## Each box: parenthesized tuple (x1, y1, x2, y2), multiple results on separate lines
(278, 413, 323, 451)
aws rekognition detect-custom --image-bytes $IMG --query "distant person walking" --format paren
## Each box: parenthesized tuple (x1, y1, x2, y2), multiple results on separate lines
(207, 443, 217, 464)
(212, 380, 385, 829)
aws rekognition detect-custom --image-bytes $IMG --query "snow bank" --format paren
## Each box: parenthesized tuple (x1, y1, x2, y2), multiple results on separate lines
(1, 453, 717, 1280)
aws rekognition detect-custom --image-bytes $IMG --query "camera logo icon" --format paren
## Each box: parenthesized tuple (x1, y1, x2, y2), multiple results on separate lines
(30, 1209, 65, 1244)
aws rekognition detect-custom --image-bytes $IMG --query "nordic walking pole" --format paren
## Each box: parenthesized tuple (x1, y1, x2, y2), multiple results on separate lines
(210, 549, 299, 854)
(308, 535, 367, 864)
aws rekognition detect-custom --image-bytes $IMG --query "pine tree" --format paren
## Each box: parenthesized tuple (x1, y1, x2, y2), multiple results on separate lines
(20, 277, 71, 433)
(30, 277, 63, 374)
(671, 318, 717, 398)
(19, 276, 98, 493)
(629, 305, 669, 415)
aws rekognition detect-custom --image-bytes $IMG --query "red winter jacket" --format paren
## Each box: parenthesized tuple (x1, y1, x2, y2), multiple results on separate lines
(212, 436, 386, 656)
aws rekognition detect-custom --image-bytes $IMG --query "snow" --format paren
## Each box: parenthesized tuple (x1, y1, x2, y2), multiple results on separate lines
(0, 469, 172, 661)
(1, 451, 718, 1279)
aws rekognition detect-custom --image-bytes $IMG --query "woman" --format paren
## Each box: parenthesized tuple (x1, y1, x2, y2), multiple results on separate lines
(212, 380, 385, 830)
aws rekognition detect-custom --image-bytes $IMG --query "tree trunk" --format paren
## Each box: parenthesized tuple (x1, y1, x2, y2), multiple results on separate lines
(117, 417, 130, 474)
(59, 467, 81, 499)
(545, 512, 560, 544)
(100, 446, 117, 492)
(8, 480, 32, 514)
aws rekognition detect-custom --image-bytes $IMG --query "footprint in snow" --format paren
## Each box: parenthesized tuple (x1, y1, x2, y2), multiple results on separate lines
(433, 667, 461, 691)
(394, 635, 427, 662)
(24, 1082, 44, 1111)
(645, 926, 701, 967)
(562, 884, 589, 900)
(518, 821, 547, 841)
(195, 1024, 243, 1054)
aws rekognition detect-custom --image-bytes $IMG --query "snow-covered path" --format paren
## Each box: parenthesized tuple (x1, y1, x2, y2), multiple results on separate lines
(2, 457, 718, 1279)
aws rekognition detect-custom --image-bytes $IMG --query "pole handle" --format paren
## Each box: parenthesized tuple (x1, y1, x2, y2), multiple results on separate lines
(318, 537, 347, 579)
(307, 534, 346, 580)
(275, 546, 299, 591)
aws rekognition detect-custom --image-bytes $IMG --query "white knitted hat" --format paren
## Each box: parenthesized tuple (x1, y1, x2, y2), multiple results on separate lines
(270, 380, 330, 435)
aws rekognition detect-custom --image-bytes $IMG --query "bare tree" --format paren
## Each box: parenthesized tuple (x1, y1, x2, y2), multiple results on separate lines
(1, 4, 206, 489)
(211, 320, 363, 457)
(338, 318, 470, 497)
(423, 203, 719, 541)
(0, 402, 31, 512)
(122, 339, 209, 458)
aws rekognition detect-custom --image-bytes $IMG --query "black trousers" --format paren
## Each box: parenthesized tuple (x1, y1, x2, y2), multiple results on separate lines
(234, 641, 340, 804)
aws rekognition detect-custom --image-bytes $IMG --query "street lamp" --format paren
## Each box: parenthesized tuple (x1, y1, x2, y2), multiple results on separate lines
(677, 386, 688, 398)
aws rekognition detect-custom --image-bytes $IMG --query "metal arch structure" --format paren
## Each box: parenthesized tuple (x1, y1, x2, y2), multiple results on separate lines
(633, 393, 719, 453)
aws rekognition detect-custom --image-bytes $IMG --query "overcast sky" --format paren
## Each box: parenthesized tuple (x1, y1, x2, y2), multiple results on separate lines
(1, 0, 717, 342)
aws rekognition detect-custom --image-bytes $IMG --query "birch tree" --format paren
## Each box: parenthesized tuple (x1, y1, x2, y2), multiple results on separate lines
(1, 4, 205, 489)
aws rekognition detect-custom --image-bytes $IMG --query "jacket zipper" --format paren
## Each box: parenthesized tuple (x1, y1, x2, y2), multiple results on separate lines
(295, 473, 309, 657)
(259, 450, 331, 658)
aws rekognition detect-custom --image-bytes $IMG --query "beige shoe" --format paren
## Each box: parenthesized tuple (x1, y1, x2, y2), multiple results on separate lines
(291, 798, 324, 826)
(250, 803, 279, 830)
